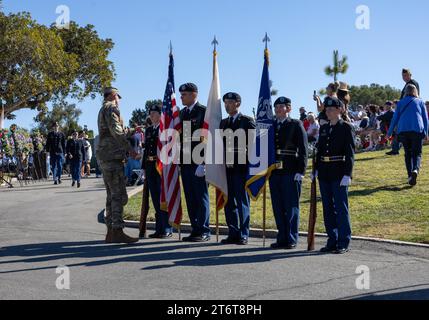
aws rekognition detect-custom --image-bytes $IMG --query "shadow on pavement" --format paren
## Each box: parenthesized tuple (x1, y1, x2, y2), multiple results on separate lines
(0, 239, 320, 275)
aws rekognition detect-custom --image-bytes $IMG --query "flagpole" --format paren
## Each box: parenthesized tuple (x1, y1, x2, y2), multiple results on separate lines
(211, 35, 221, 243)
(216, 206, 219, 243)
(263, 185, 267, 248)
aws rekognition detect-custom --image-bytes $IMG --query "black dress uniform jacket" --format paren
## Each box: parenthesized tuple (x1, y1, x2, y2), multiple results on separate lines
(45, 131, 66, 155)
(273, 118, 308, 175)
(315, 120, 355, 182)
(220, 114, 256, 174)
(142, 125, 159, 171)
(66, 139, 86, 162)
(179, 102, 207, 166)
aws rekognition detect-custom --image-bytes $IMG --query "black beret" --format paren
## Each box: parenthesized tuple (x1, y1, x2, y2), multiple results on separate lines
(274, 97, 291, 106)
(223, 92, 241, 103)
(179, 83, 198, 93)
(324, 97, 343, 108)
(149, 104, 162, 113)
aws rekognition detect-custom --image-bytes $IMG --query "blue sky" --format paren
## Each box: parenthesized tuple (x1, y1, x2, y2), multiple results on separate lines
(3, 0, 429, 133)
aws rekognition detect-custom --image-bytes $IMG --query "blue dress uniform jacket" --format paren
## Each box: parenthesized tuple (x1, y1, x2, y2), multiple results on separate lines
(142, 126, 159, 171)
(270, 118, 308, 246)
(179, 102, 207, 166)
(272, 118, 308, 176)
(315, 120, 355, 181)
(219, 114, 257, 173)
(142, 125, 172, 235)
(220, 114, 256, 241)
(314, 119, 356, 251)
(179, 102, 211, 238)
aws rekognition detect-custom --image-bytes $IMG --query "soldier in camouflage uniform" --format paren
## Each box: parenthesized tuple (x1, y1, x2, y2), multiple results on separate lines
(97, 87, 139, 244)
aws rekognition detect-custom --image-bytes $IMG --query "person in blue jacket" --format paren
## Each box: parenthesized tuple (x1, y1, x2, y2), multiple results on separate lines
(388, 84, 428, 186)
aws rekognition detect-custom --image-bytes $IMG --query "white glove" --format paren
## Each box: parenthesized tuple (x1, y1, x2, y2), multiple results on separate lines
(340, 176, 352, 187)
(294, 174, 304, 182)
(310, 171, 318, 182)
(195, 165, 206, 178)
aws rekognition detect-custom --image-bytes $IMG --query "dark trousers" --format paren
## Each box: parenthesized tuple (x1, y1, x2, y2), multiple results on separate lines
(95, 159, 102, 177)
(399, 131, 424, 177)
(319, 180, 352, 250)
(181, 165, 210, 237)
(391, 134, 402, 154)
(269, 174, 301, 245)
(70, 159, 82, 183)
(50, 154, 63, 182)
(225, 172, 251, 240)
(147, 165, 172, 235)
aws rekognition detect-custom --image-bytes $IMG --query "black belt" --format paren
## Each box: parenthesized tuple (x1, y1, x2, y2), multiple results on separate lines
(277, 150, 298, 157)
(147, 156, 157, 162)
(321, 156, 346, 163)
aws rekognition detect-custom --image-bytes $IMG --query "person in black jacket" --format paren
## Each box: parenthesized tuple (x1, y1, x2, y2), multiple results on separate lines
(179, 83, 211, 243)
(269, 97, 308, 250)
(66, 131, 86, 188)
(377, 101, 395, 135)
(401, 69, 420, 100)
(142, 105, 173, 239)
(45, 122, 66, 185)
(219, 92, 256, 246)
(313, 97, 355, 255)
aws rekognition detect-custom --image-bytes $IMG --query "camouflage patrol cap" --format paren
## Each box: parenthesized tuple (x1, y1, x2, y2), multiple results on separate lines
(223, 92, 241, 103)
(103, 87, 122, 99)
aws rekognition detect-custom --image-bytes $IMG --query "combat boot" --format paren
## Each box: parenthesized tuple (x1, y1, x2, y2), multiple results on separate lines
(105, 226, 113, 244)
(111, 229, 139, 244)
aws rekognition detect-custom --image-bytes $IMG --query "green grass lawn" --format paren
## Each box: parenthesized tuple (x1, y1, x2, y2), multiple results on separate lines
(124, 145, 429, 244)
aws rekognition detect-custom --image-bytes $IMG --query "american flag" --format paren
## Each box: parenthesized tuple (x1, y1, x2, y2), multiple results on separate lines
(158, 50, 183, 228)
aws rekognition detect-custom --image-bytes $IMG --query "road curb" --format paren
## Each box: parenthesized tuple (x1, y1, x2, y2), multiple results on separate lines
(123, 220, 429, 249)
(123, 187, 429, 249)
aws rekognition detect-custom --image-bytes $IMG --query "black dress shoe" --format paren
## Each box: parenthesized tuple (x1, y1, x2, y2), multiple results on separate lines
(220, 237, 239, 245)
(160, 233, 173, 239)
(335, 248, 350, 255)
(77, 182, 81, 188)
(237, 238, 248, 246)
(320, 246, 337, 253)
(72, 181, 76, 187)
(149, 233, 162, 239)
(58, 180, 62, 185)
(270, 243, 288, 249)
(54, 181, 58, 185)
(285, 244, 297, 250)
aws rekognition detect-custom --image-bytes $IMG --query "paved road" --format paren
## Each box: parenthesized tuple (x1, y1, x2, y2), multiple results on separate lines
(0, 178, 428, 300)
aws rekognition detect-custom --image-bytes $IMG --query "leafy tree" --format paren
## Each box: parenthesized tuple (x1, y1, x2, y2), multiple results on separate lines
(0, 11, 115, 120)
(324, 50, 349, 82)
(129, 99, 162, 127)
(33, 101, 82, 137)
(349, 84, 401, 110)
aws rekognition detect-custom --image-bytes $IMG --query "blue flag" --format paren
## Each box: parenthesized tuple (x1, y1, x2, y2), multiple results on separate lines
(246, 48, 277, 201)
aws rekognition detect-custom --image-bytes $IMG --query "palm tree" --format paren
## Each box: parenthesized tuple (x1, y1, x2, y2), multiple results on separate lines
(324, 50, 349, 82)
